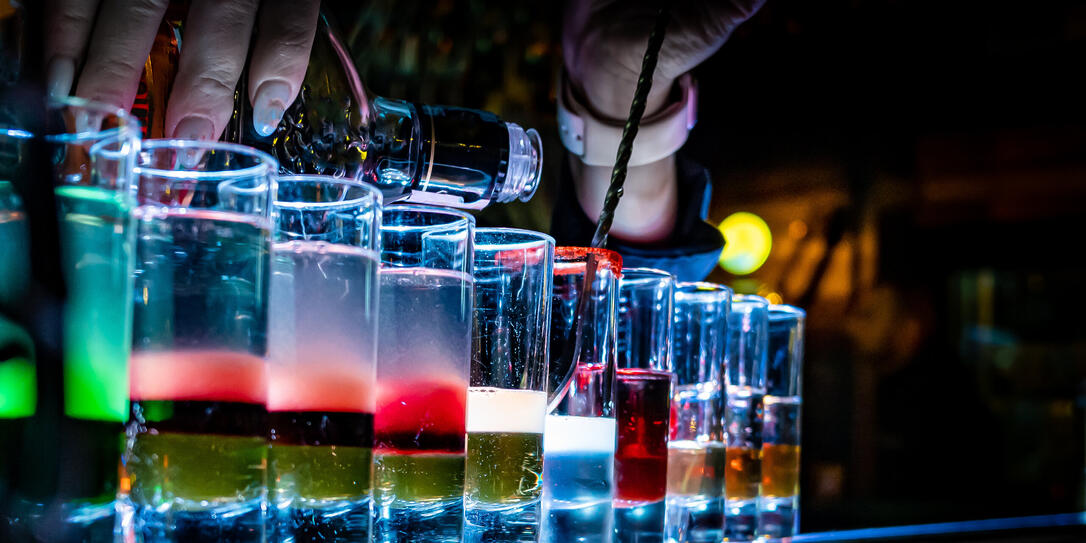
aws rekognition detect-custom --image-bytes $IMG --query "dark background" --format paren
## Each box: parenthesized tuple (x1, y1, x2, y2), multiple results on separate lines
(332, 0, 1086, 532)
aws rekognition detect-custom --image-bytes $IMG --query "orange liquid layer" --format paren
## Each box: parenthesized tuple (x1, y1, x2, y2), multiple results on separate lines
(725, 446, 762, 501)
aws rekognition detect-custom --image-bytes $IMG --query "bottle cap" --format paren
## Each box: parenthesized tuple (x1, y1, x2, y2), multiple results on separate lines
(497, 123, 543, 203)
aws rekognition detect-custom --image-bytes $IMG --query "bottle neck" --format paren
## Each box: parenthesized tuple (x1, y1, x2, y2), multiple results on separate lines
(380, 102, 541, 210)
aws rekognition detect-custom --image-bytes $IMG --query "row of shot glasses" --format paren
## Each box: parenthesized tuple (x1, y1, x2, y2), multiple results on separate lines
(542, 249, 806, 543)
(1, 96, 804, 543)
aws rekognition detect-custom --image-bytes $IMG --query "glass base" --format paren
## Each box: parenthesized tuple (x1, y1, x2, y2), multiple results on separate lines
(2, 499, 116, 543)
(615, 500, 665, 543)
(664, 495, 724, 543)
(120, 497, 267, 543)
(274, 498, 371, 543)
(464, 500, 541, 543)
(724, 498, 758, 542)
(757, 496, 798, 540)
(542, 499, 613, 543)
(372, 499, 463, 543)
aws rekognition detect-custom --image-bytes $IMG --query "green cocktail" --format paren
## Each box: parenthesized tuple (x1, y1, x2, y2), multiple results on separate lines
(56, 184, 134, 423)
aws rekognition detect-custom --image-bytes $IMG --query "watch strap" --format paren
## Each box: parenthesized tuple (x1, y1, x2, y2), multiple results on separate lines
(557, 72, 697, 167)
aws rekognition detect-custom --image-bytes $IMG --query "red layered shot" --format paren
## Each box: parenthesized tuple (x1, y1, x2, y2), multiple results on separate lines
(375, 377, 466, 454)
(129, 350, 268, 436)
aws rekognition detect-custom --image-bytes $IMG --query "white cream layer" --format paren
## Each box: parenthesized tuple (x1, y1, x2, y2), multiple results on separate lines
(466, 387, 546, 434)
(543, 414, 617, 454)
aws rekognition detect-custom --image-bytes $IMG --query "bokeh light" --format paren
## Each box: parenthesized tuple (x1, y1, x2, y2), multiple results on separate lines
(718, 212, 773, 275)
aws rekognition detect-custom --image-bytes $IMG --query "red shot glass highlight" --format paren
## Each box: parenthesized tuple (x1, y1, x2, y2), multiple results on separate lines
(614, 367, 673, 505)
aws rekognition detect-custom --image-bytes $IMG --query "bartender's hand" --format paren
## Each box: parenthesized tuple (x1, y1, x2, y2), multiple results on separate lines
(562, 0, 765, 242)
(44, 0, 321, 140)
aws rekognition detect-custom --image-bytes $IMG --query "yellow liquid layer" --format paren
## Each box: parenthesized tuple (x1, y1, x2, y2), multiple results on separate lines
(465, 432, 543, 506)
(126, 432, 266, 507)
(761, 443, 800, 498)
(270, 444, 372, 501)
(375, 452, 465, 503)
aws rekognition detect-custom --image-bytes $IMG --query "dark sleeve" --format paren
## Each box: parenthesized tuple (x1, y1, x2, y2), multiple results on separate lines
(549, 153, 725, 282)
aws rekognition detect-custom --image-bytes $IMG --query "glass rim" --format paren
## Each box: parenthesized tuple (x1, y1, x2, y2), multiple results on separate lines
(382, 203, 475, 230)
(218, 176, 273, 198)
(135, 139, 278, 181)
(769, 303, 806, 322)
(675, 281, 733, 301)
(88, 132, 140, 161)
(732, 293, 770, 309)
(474, 227, 555, 251)
(44, 95, 139, 143)
(274, 174, 383, 210)
(619, 267, 674, 288)
(554, 245, 622, 272)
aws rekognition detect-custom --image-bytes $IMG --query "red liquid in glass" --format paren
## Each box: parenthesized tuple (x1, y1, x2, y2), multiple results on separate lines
(375, 378, 466, 454)
(614, 368, 673, 505)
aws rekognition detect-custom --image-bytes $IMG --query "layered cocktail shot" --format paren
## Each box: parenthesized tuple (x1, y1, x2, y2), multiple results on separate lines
(465, 228, 554, 542)
(375, 206, 474, 543)
(664, 283, 731, 543)
(723, 295, 770, 542)
(542, 247, 622, 543)
(614, 268, 676, 542)
(122, 141, 276, 542)
(758, 305, 805, 539)
(267, 176, 382, 542)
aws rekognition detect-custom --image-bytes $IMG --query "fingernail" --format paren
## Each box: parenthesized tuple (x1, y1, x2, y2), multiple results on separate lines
(252, 80, 292, 138)
(46, 56, 75, 100)
(172, 116, 214, 168)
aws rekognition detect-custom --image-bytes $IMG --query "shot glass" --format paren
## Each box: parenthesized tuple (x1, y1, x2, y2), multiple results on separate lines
(613, 268, 676, 541)
(723, 294, 770, 542)
(0, 132, 32, 422)
(123, 140, 276, 542)
(465, 228, 555, 542)
(0, 97, 138, 539)
(542, 247, 622, 543)
(375, 205, 475, 543)
(0, 138, 31, 421)
(0, 127, 37, 539)
(664, 282, 732, 543)
(757, 305, 806, 540)
(50, 98, 140, 425)
(267, 176, 382, 541)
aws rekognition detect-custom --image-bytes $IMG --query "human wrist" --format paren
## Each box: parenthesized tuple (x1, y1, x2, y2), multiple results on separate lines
(570, 153, 679, 243)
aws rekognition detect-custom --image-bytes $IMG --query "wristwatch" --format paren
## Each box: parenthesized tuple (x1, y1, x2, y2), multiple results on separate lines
(557, 72, 697, 167)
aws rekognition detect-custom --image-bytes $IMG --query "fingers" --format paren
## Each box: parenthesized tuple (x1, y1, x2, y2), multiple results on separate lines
(247, 0, 321, 137)
(44, 0, 101, 98)
(74, 0, 170, 110)
(163, 0, 259, 140)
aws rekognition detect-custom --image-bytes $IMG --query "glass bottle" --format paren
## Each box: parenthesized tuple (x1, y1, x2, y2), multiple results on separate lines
(133, 2, 543, 210)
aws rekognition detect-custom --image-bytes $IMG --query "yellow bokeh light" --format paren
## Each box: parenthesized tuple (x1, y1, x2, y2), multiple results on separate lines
(718, 212, 772, 275)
